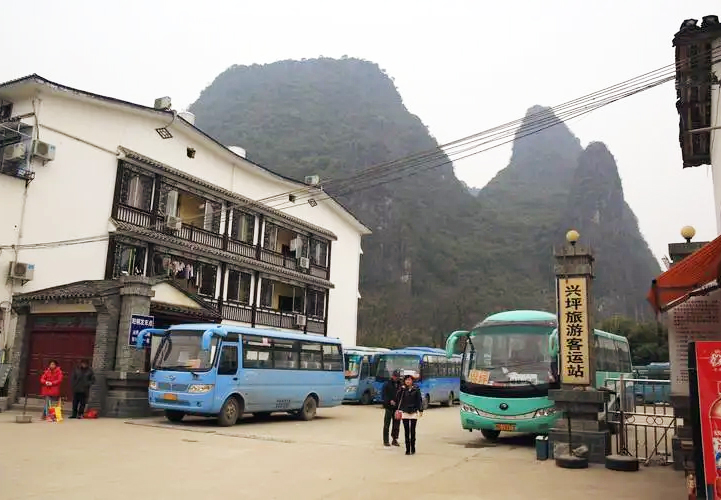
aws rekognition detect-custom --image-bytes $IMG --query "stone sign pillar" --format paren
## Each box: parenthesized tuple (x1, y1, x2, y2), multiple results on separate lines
(665, 235, 711, 472)
(103, 276, 156, 418)
(548, 232, 611, 464)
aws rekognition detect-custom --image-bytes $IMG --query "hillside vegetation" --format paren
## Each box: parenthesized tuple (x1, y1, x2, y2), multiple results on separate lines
(189, 57, 660, 346)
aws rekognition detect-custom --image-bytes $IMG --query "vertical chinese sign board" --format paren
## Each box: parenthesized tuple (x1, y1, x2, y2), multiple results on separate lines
(128, 314, 154, 348)
(695, 341, 721, 499)
(557, 276, 591, 385)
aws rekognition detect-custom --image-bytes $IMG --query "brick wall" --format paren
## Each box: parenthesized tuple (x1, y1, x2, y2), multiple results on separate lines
(6, 313, 29, 405)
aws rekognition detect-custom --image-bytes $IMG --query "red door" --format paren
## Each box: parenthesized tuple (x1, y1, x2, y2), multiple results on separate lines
(25, 314, 96, 400)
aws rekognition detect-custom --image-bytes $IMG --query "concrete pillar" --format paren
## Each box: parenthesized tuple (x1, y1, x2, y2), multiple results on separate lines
(548, 241, 611, 464)
(114, 276, 154, 372)
(667, 240, 709, 472)
(103, 276, 155, 418)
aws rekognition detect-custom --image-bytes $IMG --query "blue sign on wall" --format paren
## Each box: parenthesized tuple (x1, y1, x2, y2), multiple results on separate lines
(128, 314, 155, 348)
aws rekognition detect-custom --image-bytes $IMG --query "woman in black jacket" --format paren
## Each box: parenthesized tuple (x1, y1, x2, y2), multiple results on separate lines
(396, 374, 424, 455)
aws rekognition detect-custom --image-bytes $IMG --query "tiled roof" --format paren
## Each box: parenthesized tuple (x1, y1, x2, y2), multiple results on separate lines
(152, 301, 222, 320)
(14, 280, 121, 302)
(113, 220, 334, 289)
(119, 147, 338, 240)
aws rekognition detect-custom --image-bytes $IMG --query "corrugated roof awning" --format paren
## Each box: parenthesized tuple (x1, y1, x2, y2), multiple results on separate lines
(647, 234, 721, 313)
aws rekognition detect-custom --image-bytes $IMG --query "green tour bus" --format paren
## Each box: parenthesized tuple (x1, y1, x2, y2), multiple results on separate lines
(445, 310, 634, 440)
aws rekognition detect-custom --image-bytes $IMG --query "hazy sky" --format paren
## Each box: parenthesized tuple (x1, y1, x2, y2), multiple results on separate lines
(1, 1, 718, 264)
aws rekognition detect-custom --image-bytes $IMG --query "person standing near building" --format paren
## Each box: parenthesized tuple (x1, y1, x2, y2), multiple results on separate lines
(70, 359, 95, 419)
(397, 374, 424, 455)
(40, 360, 63, 420)
(382, 369, 402, 447)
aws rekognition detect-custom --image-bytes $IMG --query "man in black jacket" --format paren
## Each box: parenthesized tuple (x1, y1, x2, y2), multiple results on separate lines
(70, 359, 95, 418)
(382, 369, 401, 447)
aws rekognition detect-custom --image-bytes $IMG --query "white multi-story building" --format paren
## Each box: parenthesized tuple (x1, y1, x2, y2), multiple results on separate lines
(0, 74, 370, 374)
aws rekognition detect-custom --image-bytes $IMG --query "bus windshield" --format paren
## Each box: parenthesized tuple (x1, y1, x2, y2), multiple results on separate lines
(376, 355, 420, 380)
(464, 332, 551, 387)
(153, 330, 219, 372)
(345, 354, 362, 379)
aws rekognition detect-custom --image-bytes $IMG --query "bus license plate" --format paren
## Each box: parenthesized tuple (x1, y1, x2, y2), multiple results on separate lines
(163, 393, 178, 401)
(495, 423, 515, 432)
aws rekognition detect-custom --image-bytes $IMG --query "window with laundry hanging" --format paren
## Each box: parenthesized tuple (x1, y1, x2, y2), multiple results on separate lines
(310, 238, 329, 267)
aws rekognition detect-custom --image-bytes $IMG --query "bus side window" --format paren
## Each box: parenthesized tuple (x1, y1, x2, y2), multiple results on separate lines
(300, 343, 323, 370)
(594, 336, 606, 372)
(322, 344, 343, 371)
(615, 341, 631, 372)
(218, 345, 238, 375)
(243, 335, 272, 369)
(272, 339, 299, 369)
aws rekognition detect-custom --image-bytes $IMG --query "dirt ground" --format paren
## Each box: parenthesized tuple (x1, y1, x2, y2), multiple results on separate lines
(0, 404, 687, 499)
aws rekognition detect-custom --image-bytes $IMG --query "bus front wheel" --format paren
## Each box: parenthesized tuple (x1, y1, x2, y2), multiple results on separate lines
(165, 410, 185, 423)
(422, 395, 430, 411)
(218, 396, 242, 427)
(298, 395, 318, 421)
(481, 429, 501, 441)
(441, 392, 454, 407)
(360, 391, 372, 405)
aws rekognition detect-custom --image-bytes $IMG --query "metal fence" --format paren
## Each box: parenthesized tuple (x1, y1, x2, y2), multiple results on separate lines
(604, 376, 675, 466)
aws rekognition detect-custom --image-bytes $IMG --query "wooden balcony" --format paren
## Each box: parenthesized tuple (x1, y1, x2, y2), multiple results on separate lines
(115, 203, 331, 281)
(211, 300, 327, 335)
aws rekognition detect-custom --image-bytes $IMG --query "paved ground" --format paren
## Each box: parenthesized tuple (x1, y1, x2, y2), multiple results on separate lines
(0, 404, 686, 500)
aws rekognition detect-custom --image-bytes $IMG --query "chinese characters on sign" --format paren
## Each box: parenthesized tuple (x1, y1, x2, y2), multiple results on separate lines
(557, 277, 591, 385)
(668, 290, 721, 396)
(128, 314, 155, 348)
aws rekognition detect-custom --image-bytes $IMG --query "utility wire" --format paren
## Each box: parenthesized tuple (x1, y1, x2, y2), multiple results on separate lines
(6, 46, 719, 248)
(177, 44, 720, 222)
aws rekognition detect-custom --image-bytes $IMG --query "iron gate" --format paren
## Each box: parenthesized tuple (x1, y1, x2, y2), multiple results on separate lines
(604, 376, 676, 466)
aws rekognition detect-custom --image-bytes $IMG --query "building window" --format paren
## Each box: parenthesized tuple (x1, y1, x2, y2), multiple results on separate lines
(258, 279, 304, 313)
(230, 210, 255, 244)
(150, 252, 217, 297)
(120, 169, 154, 211)
(307, 289, 326, 319)
(263, 222, 306, 258)
(112, 243, 146, 277)
(227, 270, 252, 304)
(159, 186, 221, 233)
(197, 263, 217, 296)
(311, 239, 328, 267)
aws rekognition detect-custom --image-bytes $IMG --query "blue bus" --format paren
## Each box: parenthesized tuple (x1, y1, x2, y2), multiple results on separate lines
(344, 347, 390, 404)
(372, 347, 462, 409)
(135, 323, 345, 426)
(633, 362, 671, 405)
(445, 310, 634, 440)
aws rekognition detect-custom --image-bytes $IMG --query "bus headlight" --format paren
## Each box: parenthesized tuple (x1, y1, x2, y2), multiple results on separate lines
(533, 407, 556, 418)
(187, 384, 214, 393)
(149, 381, 158, 390)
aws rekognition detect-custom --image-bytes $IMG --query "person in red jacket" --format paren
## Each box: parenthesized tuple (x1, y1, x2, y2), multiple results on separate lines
(40, 360, 63, 419)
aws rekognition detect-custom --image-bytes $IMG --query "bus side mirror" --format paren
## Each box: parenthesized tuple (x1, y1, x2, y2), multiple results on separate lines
(201, 326, 228, 351)
(135, 328, 167, 349)
(548, 329, 559, 357)
(445, 330, 469, 358)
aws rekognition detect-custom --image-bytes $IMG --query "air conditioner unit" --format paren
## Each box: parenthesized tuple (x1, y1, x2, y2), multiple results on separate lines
(3, 142, 26, 161)
(295, 314, 307, 327)
(31, 140, 56, 161)
(10, 262, 34, 281)
(304, 175, 320, 186)
(154, 96, 172, 110)
(166, 214, 182, 230)
(299, 257, 310, 269)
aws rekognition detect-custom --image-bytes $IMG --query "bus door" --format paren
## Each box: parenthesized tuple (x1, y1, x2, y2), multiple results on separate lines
(421, 355, 437, 402)
(359, 356, 372, 398)
(215, 342, 240, 412)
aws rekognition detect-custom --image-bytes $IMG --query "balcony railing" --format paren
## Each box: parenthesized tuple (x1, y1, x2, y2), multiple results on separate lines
(222, 302, 253, 323)
(115, 204, 331, 281)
